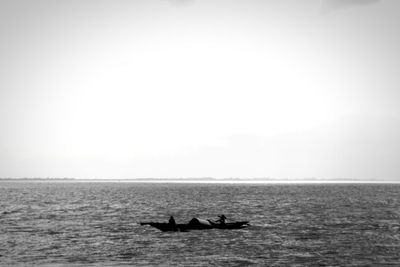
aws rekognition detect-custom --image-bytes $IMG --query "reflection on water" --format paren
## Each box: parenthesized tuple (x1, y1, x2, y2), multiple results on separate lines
(1, 182, 400, 266)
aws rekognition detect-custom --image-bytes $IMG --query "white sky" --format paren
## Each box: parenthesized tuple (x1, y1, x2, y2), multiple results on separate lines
(1, 0, 400, 179)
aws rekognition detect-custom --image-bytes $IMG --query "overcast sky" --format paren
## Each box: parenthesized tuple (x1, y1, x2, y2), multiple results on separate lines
(1, 0, 399, 179)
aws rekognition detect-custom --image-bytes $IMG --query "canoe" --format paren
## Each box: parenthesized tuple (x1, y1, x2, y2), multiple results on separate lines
(140, 218, 249, 232)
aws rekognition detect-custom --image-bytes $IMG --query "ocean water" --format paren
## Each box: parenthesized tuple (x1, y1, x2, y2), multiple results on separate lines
(1, 182, 399, 266)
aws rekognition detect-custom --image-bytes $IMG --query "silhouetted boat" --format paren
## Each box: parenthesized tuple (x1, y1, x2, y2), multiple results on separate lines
(140, 217, 249, 232)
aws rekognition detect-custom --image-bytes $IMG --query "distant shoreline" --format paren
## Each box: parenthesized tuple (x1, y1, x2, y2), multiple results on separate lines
(0, 178, 399, 184)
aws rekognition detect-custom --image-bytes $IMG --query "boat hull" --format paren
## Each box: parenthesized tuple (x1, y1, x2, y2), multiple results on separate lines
(140, 220, 249, 232)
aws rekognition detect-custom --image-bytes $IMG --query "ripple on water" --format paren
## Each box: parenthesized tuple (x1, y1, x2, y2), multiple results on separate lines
(0, 182, 400, 266)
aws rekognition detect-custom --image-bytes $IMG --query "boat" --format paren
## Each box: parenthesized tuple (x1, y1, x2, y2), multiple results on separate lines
(140, 217, 249, 232)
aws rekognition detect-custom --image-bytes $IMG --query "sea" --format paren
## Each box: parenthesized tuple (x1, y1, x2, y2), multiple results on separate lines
(0, 181, 399, 266)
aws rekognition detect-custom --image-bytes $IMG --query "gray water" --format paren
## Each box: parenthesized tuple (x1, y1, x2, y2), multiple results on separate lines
(1, 182, 399, 266)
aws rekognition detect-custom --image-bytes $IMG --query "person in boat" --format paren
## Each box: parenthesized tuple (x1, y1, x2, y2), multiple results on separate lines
(216, 214, 227, 225)
(169, 215, 176, 226)
(169, 215, 178, 230)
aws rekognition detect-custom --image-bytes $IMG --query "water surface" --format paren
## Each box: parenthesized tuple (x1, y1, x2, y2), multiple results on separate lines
(1, 182, 399, 266)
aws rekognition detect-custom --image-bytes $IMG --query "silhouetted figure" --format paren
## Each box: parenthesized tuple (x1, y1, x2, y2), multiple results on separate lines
(217, 214, 227, 225)
(169, 216, 176, 230)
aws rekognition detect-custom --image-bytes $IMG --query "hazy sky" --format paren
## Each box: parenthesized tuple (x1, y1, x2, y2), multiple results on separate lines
(1, 0, 399, 179)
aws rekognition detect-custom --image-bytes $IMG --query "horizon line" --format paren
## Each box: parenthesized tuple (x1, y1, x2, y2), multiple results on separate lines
(1, 177, 399, 184)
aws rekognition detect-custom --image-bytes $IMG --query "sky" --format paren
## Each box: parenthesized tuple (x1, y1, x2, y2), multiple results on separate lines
(0, 0, 399, 179)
